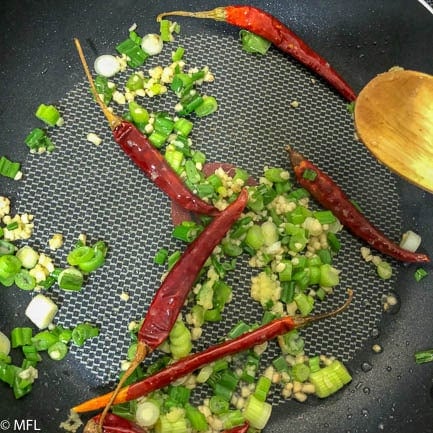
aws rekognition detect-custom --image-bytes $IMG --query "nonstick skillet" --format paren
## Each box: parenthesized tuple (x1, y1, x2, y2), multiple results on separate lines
(1, 1, 432, 432)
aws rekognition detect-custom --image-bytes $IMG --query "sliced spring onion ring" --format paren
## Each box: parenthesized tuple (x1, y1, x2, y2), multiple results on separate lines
(25, 294, 58, 329)
(135, 400, 160, 428)
(14, 269, 36, 290)
(239, 29, 271, 55)
(77, 249, 105, 273)
(0, 331, 11, 356)
(400, 230, 422, 252)
(16, 245, 39, 269)
(48, 341, 68, 361)
(141, 33, 163, 56)
(0, 240, 16, 256)
(58, 267, 84, 291)
(0, 255, 22, 280)
(94, 54, 120, 78)
(67, 246, 94, 266)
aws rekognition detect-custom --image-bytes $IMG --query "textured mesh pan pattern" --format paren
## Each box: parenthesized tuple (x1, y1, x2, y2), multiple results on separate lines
(17, 33, 401, 405)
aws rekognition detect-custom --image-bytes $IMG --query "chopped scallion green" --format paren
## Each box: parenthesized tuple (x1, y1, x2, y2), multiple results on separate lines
(154, 248, 169, 265)
(414, 349, 433, 364)
(292, 362, 310, 382)
(313, 210, 337, 225)
(129, 101, 149, 124)
(294, 292, 314, 316)
(254, 375, 272, 402)
(167, 251, 181, 270)
(174, 117, 193, 137)
(159, 19, 173, 42)
(14, 269, 36, 291)
(116, 38, 148, 68)
(172, 46, 185, 62)
(309, 360, 352, 398)
(185, 403, 208, 431)
(47, 341, 68, 361)
(243, 394, 272, 430)
(164, 148, 184, 172)
(24, 128, 55, 152)
(376, 261, 392, 280)
(302, 168, 317, 181)
(95, 75, 115, 105)
(72, 323, 99, 346)
(0, 156, 21, 179)
(58, 267, 84, 291)
(209, 394, 229, 414)
(0, 240, 16, 256)
(126, 73, 145, 91)
(0, 255, 22, 281)
(35, 103, 61, 127)
(239, 30, 271, 55)
(226, 321, 250, 339)
(220, 410, 245, 430)
(194, 96, 218, 117)
(414, 267, 428, 282)
(31, 330, 58, 351)
(11, 328, 33, 348)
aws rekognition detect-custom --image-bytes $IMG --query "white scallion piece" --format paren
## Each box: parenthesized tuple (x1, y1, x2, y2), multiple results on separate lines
(135, 400, 160, 427)
(94, 54, 120, 78)
(400, 230, 422, 252)
(0, 331, 11, 355)
(16, 245, 39, 269)
(141, 33, 163, 56)
(25, 294, 58, 329)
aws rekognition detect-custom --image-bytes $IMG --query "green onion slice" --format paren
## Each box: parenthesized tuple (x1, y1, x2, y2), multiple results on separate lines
(0, 156, 21, 179)
(194, 96, 218, 117)
(47, 342, 68, 361)
(14, 269, 36, 291)
(58, 267, 84, 291)
(0, 255, 22, 280)
(239, 30, 271, 55)
(302, 168, 318, 181)
(72, 323, 99, 347)
(414, 349, 433, 364)
(0, 240, 16, 256)
(67, 246, 94, 266)
(77, 249, 105, 273)
(414, 268, 428, 282)
(35, 104, 61, 127)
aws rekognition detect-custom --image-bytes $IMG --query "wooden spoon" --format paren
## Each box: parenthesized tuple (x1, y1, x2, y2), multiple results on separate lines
(354, 69, 433, 193)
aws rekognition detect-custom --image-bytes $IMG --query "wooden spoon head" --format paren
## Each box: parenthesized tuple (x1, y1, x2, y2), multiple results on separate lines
(354, 69, 433, 193)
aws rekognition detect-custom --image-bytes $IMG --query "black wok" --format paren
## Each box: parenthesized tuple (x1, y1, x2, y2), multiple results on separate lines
(1, 1, 432, 432)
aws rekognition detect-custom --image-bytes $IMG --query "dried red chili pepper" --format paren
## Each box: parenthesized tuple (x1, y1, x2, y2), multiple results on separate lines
(72, 289, 352, 412)
(74, 39, 219, 217)
(157, 6, 356, 102)
(84, 413, 147, 433)
(288, 147, 430, 263)
(138, 187, 248, 350)
(95, 188, 248, 429)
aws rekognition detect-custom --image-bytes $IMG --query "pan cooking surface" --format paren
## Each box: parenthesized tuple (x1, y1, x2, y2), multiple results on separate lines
(16, 32, 400, 407)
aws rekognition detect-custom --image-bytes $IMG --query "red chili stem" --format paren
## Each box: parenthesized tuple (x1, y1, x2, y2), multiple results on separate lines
(72, 289, 352, 413)
(157, 6, 356, 101)
(84, 413, 147, 433)
(74, 38, 219, 217)
(288, 147, 430, 263)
